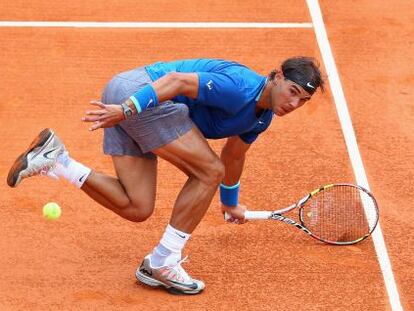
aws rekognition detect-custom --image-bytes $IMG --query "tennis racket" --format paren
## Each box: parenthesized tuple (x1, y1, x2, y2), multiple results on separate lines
(225, 183, 379, 245)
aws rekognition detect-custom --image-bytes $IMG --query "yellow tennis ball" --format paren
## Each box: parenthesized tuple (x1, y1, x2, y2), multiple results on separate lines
(43, 202, 61, 220)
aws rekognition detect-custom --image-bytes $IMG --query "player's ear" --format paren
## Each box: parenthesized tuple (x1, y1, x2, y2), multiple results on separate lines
(269, 69, 283, 86)
(272, 71, 284, 85)
(275, 70, 284, 80)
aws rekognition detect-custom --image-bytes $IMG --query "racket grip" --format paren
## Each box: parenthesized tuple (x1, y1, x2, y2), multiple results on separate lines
(224, 212, 233, 221)
(244, 211, 273, 220)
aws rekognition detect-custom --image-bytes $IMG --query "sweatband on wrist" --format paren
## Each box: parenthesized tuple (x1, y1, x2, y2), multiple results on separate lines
(220, 181, 240, 207)
(129, 84, 159, 113)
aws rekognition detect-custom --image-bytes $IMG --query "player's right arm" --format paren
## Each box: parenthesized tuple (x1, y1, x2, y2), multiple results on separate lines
(82, 71, 247, 130)
(152, 72, 199, 100)
(82, 72, 199, 131)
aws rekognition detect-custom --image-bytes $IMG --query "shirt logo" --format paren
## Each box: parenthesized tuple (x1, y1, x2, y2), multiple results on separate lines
(206, 80, 213, 90)
(306, 82, 315, 89)
(258, 121, 264, 125)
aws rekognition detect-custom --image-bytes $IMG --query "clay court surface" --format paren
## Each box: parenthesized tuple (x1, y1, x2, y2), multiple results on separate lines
(0, 1, 413, 310)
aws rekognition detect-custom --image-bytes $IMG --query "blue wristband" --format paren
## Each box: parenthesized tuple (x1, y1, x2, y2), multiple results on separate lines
(129, 84, 159, 113)
(220, 181, 240, 207)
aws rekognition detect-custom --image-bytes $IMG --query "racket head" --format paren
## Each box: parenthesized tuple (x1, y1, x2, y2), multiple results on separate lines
(298, 184, 379, 245)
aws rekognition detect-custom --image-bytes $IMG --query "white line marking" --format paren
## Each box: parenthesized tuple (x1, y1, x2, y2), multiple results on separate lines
(306, 1, 403, 310)
(0, 21, 313, 29)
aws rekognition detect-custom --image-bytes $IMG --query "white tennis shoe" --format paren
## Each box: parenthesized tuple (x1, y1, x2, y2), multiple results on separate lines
(136, 255, 205, 295)
(7, 128, 65, 187)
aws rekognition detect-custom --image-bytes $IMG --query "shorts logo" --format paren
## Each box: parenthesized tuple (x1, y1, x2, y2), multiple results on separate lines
(206, 80, 213, 90)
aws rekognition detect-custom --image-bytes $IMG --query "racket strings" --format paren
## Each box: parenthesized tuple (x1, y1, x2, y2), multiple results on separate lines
(302, 185, 378, 243)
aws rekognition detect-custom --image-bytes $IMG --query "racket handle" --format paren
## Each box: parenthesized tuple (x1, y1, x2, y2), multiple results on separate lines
(244, 211, 273, 220)
(224, 211, 273, 221)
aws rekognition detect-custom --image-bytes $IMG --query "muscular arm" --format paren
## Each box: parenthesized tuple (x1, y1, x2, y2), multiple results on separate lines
(83, 72, 199, 130)
(220, 136, 251, 185)
(220, 136, 251, 222)
(124, 72, 199, 114)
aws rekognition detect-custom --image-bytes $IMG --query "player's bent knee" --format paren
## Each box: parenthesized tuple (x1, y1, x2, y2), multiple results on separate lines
(127, 207, 154, 222)
(203, 160, 225, 187)
(129, 210, 153, 222)
(121, 201, 155, 223)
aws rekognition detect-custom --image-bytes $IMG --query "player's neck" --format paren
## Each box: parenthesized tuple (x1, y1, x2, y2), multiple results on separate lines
(256, 81, 272, 111)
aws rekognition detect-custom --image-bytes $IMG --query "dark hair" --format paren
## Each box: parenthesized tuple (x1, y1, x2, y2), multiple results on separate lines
(269, 56, 325, 95)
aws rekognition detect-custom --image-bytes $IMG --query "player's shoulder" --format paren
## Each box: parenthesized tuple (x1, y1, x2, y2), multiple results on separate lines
(177, 58, 255, 73)
(204, 58, 254, 72)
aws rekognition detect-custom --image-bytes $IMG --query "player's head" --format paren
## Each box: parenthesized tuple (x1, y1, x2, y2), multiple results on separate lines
(268, 56, 324, 116)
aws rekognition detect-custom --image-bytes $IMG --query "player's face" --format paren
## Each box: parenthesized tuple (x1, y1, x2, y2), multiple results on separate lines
(270, 77, 311, 116)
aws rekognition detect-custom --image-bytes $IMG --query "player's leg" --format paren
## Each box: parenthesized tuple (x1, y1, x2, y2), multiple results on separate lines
(154, 125, 224, 233)
(135, 111, 224, 295)
(77, 67, 159, 221)
(8, 67, 160, 221)
(81, 155, 157, 222)
(7, 127, 158, 222)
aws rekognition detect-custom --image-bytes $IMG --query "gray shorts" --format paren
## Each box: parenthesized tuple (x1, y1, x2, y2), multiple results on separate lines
(101, 67, 193, 158)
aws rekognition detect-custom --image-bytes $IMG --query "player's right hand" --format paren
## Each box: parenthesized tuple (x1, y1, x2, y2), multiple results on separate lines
(221, 203, 248, 224)
(81, 100, 124, 131)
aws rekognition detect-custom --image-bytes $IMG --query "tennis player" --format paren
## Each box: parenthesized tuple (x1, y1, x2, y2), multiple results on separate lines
(7, 57, 324, 294)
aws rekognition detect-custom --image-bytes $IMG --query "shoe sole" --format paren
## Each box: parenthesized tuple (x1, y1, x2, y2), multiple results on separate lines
(136, 270, 204, 295)
(7, 128, 54, 187)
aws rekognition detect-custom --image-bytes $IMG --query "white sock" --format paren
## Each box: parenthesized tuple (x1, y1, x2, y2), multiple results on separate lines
(150, 224, 191, 267)
(50, 151, 92, 188)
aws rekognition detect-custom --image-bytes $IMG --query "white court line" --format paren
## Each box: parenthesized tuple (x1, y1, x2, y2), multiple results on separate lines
(306, 1, 403, 310)
(0, 21, 313, 28)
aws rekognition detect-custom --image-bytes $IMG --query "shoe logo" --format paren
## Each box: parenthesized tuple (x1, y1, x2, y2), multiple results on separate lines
(306, 82, 315, 89)
(206, 80, 213, 90)
(175, 231, 186, 239)
(43, 147, 59, 160)
(170, 280, 198, 290)
(140, 267, 152, 276)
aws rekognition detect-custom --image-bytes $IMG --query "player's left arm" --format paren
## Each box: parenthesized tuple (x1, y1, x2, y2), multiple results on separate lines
(220, 136, 251, 223)
(221, 136, 250, 184)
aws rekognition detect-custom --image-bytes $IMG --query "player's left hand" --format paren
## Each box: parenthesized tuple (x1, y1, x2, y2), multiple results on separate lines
(221, 203, 248, 224)
(81, 100, 124, 131)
